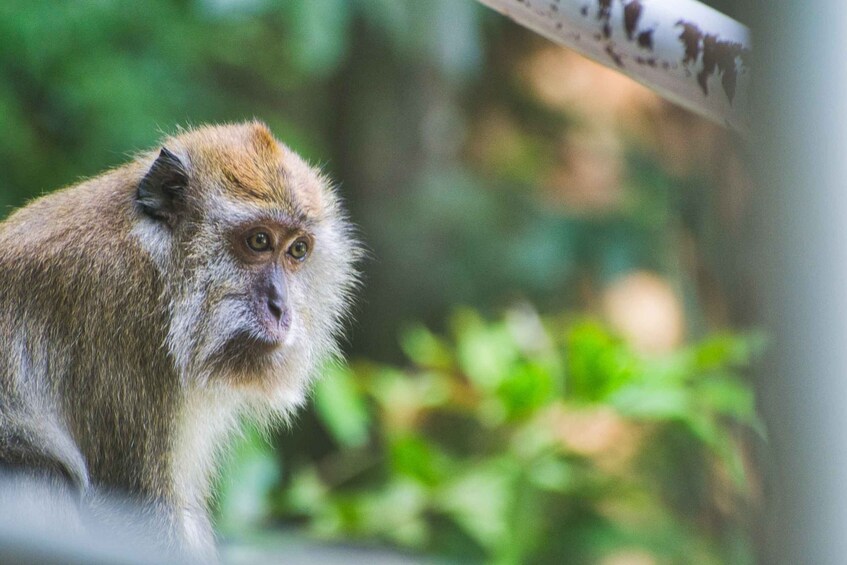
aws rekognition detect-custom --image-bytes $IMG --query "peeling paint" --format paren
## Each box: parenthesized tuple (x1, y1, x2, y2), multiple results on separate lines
(637, 30, 654, 49)
(622, 1, 655, 51)
(701, 34, 747, 103)
(676, 20, 749, 103)
(623, 1, 643, 41)
(605, 44, 625, 67)
(678, 21, 701, 65)
(597, 0, 612, 39)
(635, 56, 657, 67)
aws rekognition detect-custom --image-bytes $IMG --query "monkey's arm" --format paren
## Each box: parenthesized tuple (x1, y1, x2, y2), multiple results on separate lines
(0, 404, 89, 495)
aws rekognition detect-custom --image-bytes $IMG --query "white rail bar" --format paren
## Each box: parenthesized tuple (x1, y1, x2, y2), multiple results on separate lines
(476, 0, 750, 134)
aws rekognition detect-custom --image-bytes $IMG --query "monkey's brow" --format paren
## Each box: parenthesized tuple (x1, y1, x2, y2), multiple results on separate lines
(222, 169, 313, 224)
(253, 208, 313, 230)
(222, 169, 286, 204)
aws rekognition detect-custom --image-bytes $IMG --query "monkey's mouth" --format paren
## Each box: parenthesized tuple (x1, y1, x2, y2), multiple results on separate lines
(237, 331, 282, 354)
(211, 330, 283, 373)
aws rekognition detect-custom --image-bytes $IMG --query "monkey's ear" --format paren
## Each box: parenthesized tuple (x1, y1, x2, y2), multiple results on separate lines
(136, 147, 188, 225)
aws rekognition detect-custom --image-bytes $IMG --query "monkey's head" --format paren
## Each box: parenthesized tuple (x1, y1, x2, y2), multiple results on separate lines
(133, 122, 358, 407)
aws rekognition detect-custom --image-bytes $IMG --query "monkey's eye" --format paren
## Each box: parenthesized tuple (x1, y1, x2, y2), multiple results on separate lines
(288, 238, 310, 261)
(246, 231, 272, 252)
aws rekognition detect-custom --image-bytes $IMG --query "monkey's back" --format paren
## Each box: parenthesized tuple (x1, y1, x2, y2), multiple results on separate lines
(0, 166, 178, 496)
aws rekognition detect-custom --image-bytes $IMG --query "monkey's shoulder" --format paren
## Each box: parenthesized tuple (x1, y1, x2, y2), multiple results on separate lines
(0, 172, 162, 318)
(1, 167, 137, 241)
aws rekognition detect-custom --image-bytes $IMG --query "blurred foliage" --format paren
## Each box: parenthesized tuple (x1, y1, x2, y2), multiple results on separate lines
(216, 308, 763, 564)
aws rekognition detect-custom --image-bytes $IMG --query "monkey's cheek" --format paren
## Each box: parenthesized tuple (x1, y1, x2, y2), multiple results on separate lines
(282, 315, 298, 348)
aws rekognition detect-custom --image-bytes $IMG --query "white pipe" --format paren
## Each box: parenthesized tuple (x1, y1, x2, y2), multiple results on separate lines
(476, 0, 751, 134)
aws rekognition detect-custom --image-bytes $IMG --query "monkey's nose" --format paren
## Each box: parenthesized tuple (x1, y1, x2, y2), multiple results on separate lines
(266, 295, 292, 329)
(267, 296, 283, 321)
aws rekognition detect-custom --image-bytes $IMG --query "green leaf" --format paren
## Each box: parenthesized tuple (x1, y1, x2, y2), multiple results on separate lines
(695, 375, 757, 423)
(497, 361, 556, 420)
(566, 321, 639, 402)
(360, 479, 430, 547)
(284, 467, 328, 515)
(369, 368, 452, 435)
(313, 363, 370, 449)
(214, 425, 280, 536)
(400, 323, 454, 369)
(693, 332, 766, 371)
(527, 455, 575, 493)
(454, 309, 518, 392)
(389, 433, 451, 485)
(436, 460, 517, 552)
(611, 385, 690, 421)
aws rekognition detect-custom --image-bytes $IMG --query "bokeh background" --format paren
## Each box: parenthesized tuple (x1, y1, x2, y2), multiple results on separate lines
(0, 1, 762, 563)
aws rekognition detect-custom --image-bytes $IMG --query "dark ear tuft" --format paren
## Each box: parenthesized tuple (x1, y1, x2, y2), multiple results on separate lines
(136, 147, 188, 225)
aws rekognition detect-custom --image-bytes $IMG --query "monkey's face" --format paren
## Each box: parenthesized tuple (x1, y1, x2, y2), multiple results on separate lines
(225, 224, 311, 348)
(135, 123, 358, 404)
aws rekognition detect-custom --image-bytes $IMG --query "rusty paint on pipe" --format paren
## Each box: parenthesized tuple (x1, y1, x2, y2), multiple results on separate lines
(476, 0, 751, 134)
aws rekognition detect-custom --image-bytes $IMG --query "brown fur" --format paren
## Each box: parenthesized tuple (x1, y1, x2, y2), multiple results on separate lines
(0, 122, 358, 559)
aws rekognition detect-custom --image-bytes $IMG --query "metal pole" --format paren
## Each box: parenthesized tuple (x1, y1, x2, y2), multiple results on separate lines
(476, 0, 750, 134)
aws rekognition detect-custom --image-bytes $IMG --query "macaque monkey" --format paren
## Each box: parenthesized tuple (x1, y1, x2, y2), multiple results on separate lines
(0, 122, 358, 559)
